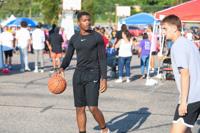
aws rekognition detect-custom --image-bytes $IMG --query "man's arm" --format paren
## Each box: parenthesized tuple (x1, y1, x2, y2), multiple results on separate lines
(173, 43, 190, 116)
(59, 38, 75, 71)
(97, 34, 107, 93)
(179, 68, 190, 116)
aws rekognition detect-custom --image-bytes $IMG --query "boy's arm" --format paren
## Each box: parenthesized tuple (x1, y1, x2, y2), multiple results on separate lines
(179, 68, 190, 116)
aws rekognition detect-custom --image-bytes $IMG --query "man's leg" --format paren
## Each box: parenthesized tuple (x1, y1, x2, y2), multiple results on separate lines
(88, 106, 108, 133)
(23, 48, 30, 70)
(8, 50, 13, 66)
(118, 57, 124, 79)
(150, 54, 155, 70)
(76, 107, 87, 132)
(124, 57, 131, 78)
(51, 53, 56, 69)
(170, 122, 191, 133)
(19, 48, 25, 70)
(145, 56, 150, 74)
(8, 56, 12, 66)
(140, 57, 145, 77)
(34, 50, 39, 72)
(39, 50, 44, 70)
(4, 53, 8, 65)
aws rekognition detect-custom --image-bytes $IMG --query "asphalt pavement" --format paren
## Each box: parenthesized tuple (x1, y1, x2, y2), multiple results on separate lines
(0, 52, 199, 133)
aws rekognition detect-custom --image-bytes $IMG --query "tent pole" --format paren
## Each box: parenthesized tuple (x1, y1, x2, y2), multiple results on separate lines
(146, 20, 156, 79)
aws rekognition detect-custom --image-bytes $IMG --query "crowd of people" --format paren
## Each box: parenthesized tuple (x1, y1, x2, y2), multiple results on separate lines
(0, 21, 68, 73)
(1, 20, 200, 80)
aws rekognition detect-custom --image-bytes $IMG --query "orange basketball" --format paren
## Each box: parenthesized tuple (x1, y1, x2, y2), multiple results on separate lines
(48, 73, 67, 94)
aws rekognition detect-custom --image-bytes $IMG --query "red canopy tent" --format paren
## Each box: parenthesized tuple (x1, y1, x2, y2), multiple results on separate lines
(155, 0, 200, 22)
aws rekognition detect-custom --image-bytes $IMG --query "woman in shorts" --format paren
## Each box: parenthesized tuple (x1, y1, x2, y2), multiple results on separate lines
(48, 27, 63, 71)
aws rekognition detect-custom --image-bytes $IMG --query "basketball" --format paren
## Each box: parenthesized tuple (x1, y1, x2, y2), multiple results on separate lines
(48, 73, 67, 94)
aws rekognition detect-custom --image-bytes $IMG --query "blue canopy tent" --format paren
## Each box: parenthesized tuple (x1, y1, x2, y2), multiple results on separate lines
(6, 17, 37, 27)
(121, 12, 157, 25)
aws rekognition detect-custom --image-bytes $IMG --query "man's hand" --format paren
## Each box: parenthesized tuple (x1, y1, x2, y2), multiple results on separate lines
(99, 79, 107, 93)
(178, 102, 188, 116)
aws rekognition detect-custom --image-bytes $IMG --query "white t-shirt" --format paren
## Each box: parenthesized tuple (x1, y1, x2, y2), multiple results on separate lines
(0, 31, 14, 51)
(16, 28, 31, 49)
(118, 39, 132, 57)
(32, 28, 45, 50)
(171, 36, 200, 104)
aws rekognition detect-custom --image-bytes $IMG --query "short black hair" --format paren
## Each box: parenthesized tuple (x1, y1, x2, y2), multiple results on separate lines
(21, 21, 28, 28)
(143, 33, 148, 39)
(77, 11, 90, 21)
(161, 14, 182, 31)
(36, 22, 42, 28)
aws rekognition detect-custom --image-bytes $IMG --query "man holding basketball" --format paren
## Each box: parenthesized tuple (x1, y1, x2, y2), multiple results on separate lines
(59, 12, 110, 133)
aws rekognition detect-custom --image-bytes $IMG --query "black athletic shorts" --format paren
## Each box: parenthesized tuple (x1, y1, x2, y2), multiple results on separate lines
(4, 50, 13, 58)
(72, 69, 100, 107)
(173, 101, 200, 127)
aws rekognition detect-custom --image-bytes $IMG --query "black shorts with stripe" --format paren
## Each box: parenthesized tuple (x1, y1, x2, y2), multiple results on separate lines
(173, 101, 200, 127)
(72, 69, 100, 107)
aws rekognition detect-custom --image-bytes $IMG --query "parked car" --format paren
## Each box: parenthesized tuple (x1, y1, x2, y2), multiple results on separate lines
(128, 26, 144, 37)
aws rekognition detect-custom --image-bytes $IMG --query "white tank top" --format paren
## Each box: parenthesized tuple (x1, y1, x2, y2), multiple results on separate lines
(118, 39, 132, 57)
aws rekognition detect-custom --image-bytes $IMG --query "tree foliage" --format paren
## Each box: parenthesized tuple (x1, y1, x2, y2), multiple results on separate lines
(0, 0, 189, 24)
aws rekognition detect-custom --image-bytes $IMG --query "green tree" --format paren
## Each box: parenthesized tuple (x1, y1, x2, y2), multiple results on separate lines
(0, 0, 61, 24)
(0, 0, 189, 24)
(39, 0, 61, 24)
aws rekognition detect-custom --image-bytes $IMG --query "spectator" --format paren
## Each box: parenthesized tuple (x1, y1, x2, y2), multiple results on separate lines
(0, 26, 14, 69)
(16, 21, 31, 72)
(138, 33, 151, 79)
(114, 24, 127, 46)
(100, 27, 109, 48)
(48, 27, 63, 72)
(115, 30, 133, 83)
(146, 25, 159, 72)
(32, 22, 45, 73)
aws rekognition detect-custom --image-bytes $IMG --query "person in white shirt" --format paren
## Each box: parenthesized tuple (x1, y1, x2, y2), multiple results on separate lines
(16, 21, 31, 72)
(32, 23, 45, 73)
(0, 26, 14, 69)
(114, 30, 133, 83)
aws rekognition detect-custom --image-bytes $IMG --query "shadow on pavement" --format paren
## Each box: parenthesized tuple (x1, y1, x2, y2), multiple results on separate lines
(94, 107, 151, 133)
